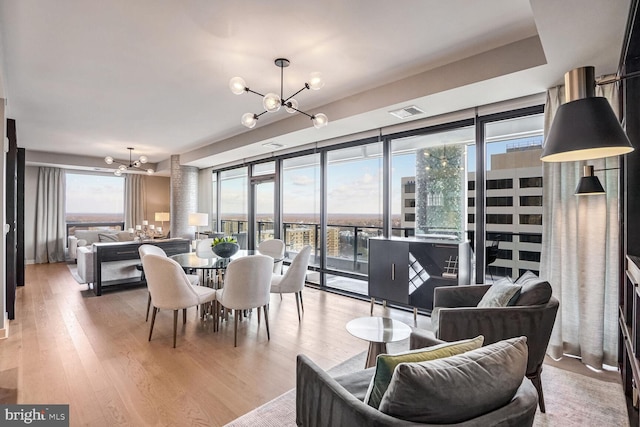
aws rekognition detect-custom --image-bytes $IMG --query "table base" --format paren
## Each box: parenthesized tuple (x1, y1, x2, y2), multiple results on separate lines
(365, 342, 388, 368)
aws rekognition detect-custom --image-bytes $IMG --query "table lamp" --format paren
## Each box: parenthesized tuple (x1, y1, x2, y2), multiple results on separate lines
(188, 212, 209, 240)
(155, 212, 170, 229)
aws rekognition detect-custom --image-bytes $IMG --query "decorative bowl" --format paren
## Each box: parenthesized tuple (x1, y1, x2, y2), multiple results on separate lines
(212, 242, 239, 258)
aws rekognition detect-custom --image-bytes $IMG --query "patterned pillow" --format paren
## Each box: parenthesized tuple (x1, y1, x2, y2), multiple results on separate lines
(477, 277, 521, 308)
(379, 336, 528, 423)
(98, 233, 119, 242)
(364, 335, 484, 409)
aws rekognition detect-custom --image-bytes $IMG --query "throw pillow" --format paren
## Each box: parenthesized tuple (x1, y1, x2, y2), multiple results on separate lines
(514, 270, 552, 306)
(477, 277, 521, 308)
(364, 335, 484, 409)
(378, 336, 528, 424)
(98, 233, 119, 242)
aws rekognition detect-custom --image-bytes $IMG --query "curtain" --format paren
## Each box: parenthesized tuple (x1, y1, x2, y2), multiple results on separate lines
(541, 77, 620, 368)
(124, 174, 147, 229)
(35, 167, 66, 263)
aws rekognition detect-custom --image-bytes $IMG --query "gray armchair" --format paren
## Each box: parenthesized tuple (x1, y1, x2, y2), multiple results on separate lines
(412, 283, 559, 413)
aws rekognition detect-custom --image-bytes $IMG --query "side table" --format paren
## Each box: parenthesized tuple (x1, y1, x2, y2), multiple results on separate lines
(346, 316, 412, 368)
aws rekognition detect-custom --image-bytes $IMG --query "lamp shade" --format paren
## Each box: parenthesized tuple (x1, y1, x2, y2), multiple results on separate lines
(575, 165, 605, 196)
(155, 212, 170, 222)
(188, 213, 209, 227)
(541, 97, 634, 162)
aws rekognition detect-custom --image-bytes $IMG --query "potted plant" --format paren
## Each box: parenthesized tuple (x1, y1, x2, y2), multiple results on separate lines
(211, 236, 239, 258)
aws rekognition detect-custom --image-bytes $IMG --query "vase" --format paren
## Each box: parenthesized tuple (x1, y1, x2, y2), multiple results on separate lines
(212, 242, 239, 258)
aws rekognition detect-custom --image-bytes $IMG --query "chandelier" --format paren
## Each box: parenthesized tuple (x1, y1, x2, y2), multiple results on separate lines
(229, 58, 328, 129)
(104, 147, 154, 176)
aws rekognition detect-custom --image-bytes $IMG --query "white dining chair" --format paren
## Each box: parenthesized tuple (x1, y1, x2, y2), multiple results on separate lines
(142, 254, 217, 348)
(270, 245, 311, 321)
(214, 255, 274, 347)
(196, 238, 215, 257)
(258, 239, 286, 274)
(139, 244, 200, 321)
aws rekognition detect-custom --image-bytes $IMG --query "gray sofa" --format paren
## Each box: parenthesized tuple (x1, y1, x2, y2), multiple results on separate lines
(69, 230, 134, 260)
(296, 336, 538, 426)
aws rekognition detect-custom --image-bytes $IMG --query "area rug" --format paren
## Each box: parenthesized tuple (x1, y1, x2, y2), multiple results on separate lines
(225, 352, 629, 427)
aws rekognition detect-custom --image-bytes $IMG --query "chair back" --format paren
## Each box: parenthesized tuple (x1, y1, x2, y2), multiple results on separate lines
(220, 255, 273, 310)
(258, 239, 286, 273)
(141, 254, 199, 310)
(196, 238, 214, 257)
(277, 245, 311, 293)
(139, 244, 167, 258)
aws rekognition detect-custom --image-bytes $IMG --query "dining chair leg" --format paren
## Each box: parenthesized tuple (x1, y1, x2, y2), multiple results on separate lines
(299, 291, 304, 313)
(234, 309, 240, 347)
(263, 305, 270, 340)
(173, 310, 178, 348)
(295, 292, 301, 322)
(146, 293, 152, 322)
(280, 293, 282, 300)
(149, 307, 158, 341)
(183, 308, 187, 324)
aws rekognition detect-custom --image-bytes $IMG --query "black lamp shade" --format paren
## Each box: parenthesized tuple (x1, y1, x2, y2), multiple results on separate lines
(541, 97, 634, 162)
(575, 175, 605, 195)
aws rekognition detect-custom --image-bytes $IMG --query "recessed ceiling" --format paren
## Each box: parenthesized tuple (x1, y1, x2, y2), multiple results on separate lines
(0, 0, 631, 172)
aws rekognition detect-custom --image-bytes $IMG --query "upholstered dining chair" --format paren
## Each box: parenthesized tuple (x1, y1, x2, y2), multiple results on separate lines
(139, 244, 200, 321)
(258, 238, 286, 274)
(196, 238, 214, 257)
(270, 245, 311, 321)
(214, 254, 273, 347)
(141, 254, 217, 348)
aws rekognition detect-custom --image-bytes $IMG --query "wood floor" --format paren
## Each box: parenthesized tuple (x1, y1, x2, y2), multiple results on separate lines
(0, 262, 432, 426)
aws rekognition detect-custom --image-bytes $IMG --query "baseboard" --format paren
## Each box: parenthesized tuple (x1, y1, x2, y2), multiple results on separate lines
(26, 259, 35, 265)
(0, 313, 9, 339)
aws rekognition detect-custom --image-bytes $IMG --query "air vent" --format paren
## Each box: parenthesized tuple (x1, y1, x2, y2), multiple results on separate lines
(263, 141, 286, 149)
(389, 105, 425, 119)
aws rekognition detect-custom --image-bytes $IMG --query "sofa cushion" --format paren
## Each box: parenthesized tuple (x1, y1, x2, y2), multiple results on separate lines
(514, 271, 552, 306)
(98, 233, 119, 242)
(378, 336, 528, 424)
(117, 231, 135, 242)
(364, 335, 484, 409)
(477, 277, 521, 308)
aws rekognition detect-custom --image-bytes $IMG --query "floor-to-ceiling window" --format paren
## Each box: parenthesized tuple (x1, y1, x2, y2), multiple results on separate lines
(282, 153, 321, 284)
(326, 142, 383, 293)
(252, 161, 275, 245)
(480, 112, 544, 281)
(220, 167, 248, 248)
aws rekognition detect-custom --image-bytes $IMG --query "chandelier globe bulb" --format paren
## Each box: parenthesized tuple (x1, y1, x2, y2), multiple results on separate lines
(312, 113, 328, 129)
(229, 77, 247, 95)
(263, 93, 281, 112)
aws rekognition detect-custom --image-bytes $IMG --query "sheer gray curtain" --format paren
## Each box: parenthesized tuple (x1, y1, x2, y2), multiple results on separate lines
(124, 174, 147, 229)
(541, 77, 620, 368)
(35, 167, 66, 263)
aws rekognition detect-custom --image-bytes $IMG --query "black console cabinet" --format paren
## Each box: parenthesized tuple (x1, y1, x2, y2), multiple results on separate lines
(93, 239, 190, 296)
(368, 238, 471, 312)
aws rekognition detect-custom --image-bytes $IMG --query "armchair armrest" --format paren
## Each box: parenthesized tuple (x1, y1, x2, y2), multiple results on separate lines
(409, 330, 445, 350)
(433, 285, 491, 308)
(296, 355, 416, 427)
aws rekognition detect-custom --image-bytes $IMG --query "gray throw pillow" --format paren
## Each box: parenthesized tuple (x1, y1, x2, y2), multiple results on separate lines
(477, 277, 521, 308)
(430, 306, 441, 335)
(378, 336, 528, 424)
(98, 233, 119, 242)
(514, 271, 552, 306)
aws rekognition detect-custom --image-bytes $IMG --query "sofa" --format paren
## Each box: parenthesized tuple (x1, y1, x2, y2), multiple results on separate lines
(69, 230, 134, 260)
(296, 335, 538, 426)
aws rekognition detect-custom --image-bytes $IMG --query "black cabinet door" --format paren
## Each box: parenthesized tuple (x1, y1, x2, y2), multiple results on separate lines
(368, 239, 409, 304)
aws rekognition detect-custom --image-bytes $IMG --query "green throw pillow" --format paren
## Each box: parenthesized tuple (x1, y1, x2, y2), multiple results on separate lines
(364, 335, 484, 409)
(477, 277, 522, 308)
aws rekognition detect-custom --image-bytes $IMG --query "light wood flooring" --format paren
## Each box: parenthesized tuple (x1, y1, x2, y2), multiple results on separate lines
(0, 262, 432, 426)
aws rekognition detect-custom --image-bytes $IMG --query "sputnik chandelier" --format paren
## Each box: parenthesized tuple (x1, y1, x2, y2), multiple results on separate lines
(229, 58, 328, 129)
(104, 147, 154, 176)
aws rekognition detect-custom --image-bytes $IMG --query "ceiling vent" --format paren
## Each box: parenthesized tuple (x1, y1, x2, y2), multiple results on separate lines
(389, 105, 425, 119)
(263, 141, 286, 149)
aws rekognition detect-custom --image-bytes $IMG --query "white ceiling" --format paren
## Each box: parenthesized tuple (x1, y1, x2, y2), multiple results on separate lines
(0, 0, 631, 172)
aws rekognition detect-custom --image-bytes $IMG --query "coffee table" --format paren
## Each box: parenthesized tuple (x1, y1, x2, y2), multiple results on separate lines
(346, 316, 412, 368)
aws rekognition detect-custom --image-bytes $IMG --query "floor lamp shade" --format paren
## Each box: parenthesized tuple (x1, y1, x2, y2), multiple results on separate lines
(541, 97, 634, 162)
(575, 165, 605, 196)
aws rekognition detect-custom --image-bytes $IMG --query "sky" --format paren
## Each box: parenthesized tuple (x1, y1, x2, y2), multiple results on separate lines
(66, 173, 124, 214)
